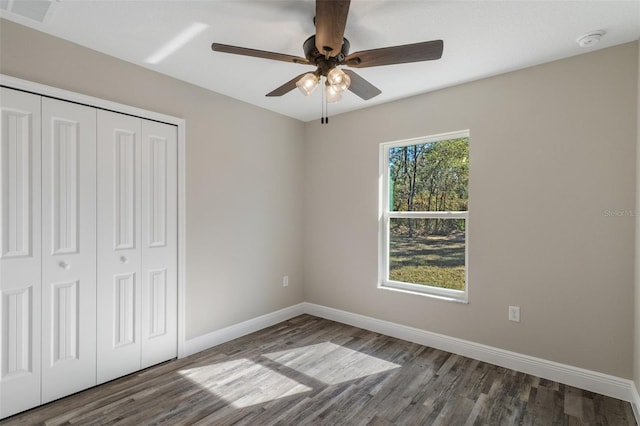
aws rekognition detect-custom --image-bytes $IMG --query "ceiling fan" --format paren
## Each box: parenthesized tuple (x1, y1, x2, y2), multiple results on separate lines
(211, 0, 443, 106)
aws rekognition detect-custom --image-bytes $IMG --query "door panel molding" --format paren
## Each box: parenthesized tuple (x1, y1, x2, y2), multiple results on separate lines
(51, 118, 79, 255)
(1, 108, 33, 259)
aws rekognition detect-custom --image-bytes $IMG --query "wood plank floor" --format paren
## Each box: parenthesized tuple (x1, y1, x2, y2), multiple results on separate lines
(1, 315, 636, 425)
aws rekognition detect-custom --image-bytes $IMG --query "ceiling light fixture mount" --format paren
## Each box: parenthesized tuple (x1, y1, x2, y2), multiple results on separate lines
(299, 35, 354, 123)
(296, 35, 352, 101)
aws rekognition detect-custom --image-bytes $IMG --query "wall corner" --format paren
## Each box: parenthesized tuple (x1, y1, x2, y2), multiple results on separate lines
(634, 40, 640, 420)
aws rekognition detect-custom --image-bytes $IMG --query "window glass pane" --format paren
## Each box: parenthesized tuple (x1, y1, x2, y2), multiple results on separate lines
(388, 138, 468, 212)
(389, 218, 465, 290)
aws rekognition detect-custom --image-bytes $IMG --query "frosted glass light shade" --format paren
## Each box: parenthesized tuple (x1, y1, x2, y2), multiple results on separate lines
(327, 68, 351, 93)
(325, 83, 342, 103)
(296, 73, 319, 96)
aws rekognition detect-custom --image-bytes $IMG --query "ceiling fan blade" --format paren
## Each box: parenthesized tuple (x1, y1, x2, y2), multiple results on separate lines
(344, 40, 443, 68)
(343, 69, 381, 100)
(266, 73, 309, 97)
(212, 43, 310, 65)
(315, 0, 350, 57)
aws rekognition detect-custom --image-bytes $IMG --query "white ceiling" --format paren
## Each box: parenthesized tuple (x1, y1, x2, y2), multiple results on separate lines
(2, 0, 639, 122)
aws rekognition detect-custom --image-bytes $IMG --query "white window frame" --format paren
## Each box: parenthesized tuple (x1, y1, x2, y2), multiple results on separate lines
(378, 130, 469, 303)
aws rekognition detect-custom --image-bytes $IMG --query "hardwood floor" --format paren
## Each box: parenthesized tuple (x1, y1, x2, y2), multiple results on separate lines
(1, 314, 636, 425)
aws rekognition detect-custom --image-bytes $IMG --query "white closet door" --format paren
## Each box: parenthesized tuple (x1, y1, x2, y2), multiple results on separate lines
(41, 98, 97, 402)
(0, 88, 42, 418)
(140, 120, 177, 368)
(96, 110, 142, 384)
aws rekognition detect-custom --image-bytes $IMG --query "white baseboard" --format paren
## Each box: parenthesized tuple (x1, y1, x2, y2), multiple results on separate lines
(302, 302, 636, 403)
(631, 383, 640, 424)
(183, 301, 637, 405)
(184, 303, 305, 356)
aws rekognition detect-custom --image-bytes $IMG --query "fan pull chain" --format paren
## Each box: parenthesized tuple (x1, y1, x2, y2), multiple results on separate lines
(325, 91, 329, 124)
(321, 78, 324, 124)
(321, 76, 326, 124)
(320, 76, 329, 125)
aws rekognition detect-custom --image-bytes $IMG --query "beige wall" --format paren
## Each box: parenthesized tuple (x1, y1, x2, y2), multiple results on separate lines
(635, 41, 640, 392)
(303, 42, 638, 378)
(0, 19, 306, 340)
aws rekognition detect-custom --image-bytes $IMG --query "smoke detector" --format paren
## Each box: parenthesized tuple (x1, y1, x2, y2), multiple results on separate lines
(576, 31, 605, 48)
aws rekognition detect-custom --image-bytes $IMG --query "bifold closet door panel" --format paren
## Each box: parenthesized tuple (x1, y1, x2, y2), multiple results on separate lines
(140, 120, 178, 368)
(41, 98, 97, 403)
(96, 110, 142, 384)
(0, 88, 42, 418)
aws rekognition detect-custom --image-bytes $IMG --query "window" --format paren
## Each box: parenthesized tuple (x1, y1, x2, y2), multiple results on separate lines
(379, 130, 469, 302)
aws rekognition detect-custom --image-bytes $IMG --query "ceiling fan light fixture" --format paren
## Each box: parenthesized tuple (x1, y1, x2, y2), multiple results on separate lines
(211, 0, 444, 109)
(296, 72, 320, 96)
(327, 67, 351, 92)
(325, 82, 342, 103)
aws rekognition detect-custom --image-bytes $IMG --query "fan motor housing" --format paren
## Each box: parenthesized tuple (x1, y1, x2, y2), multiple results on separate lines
(303, 35, 350, 75)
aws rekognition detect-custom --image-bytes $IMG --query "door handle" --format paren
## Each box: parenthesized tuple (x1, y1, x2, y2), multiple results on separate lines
(120, 256, 128, 264)
(58, 261, 70, 270)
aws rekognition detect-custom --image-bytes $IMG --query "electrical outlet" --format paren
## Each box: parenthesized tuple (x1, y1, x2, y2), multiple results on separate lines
(508, 306, 520, 322)
(283, 276, 289, 287)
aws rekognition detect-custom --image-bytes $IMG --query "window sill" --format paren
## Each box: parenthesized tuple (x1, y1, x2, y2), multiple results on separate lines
(378, 281, 468, 304)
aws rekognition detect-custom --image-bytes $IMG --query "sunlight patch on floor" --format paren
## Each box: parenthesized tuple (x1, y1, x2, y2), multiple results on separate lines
(264, 342, 401, 385)
(179, 359, 312, 408)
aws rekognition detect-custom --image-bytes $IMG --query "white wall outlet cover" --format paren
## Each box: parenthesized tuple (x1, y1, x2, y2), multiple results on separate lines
(509, 306, 521, 322)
